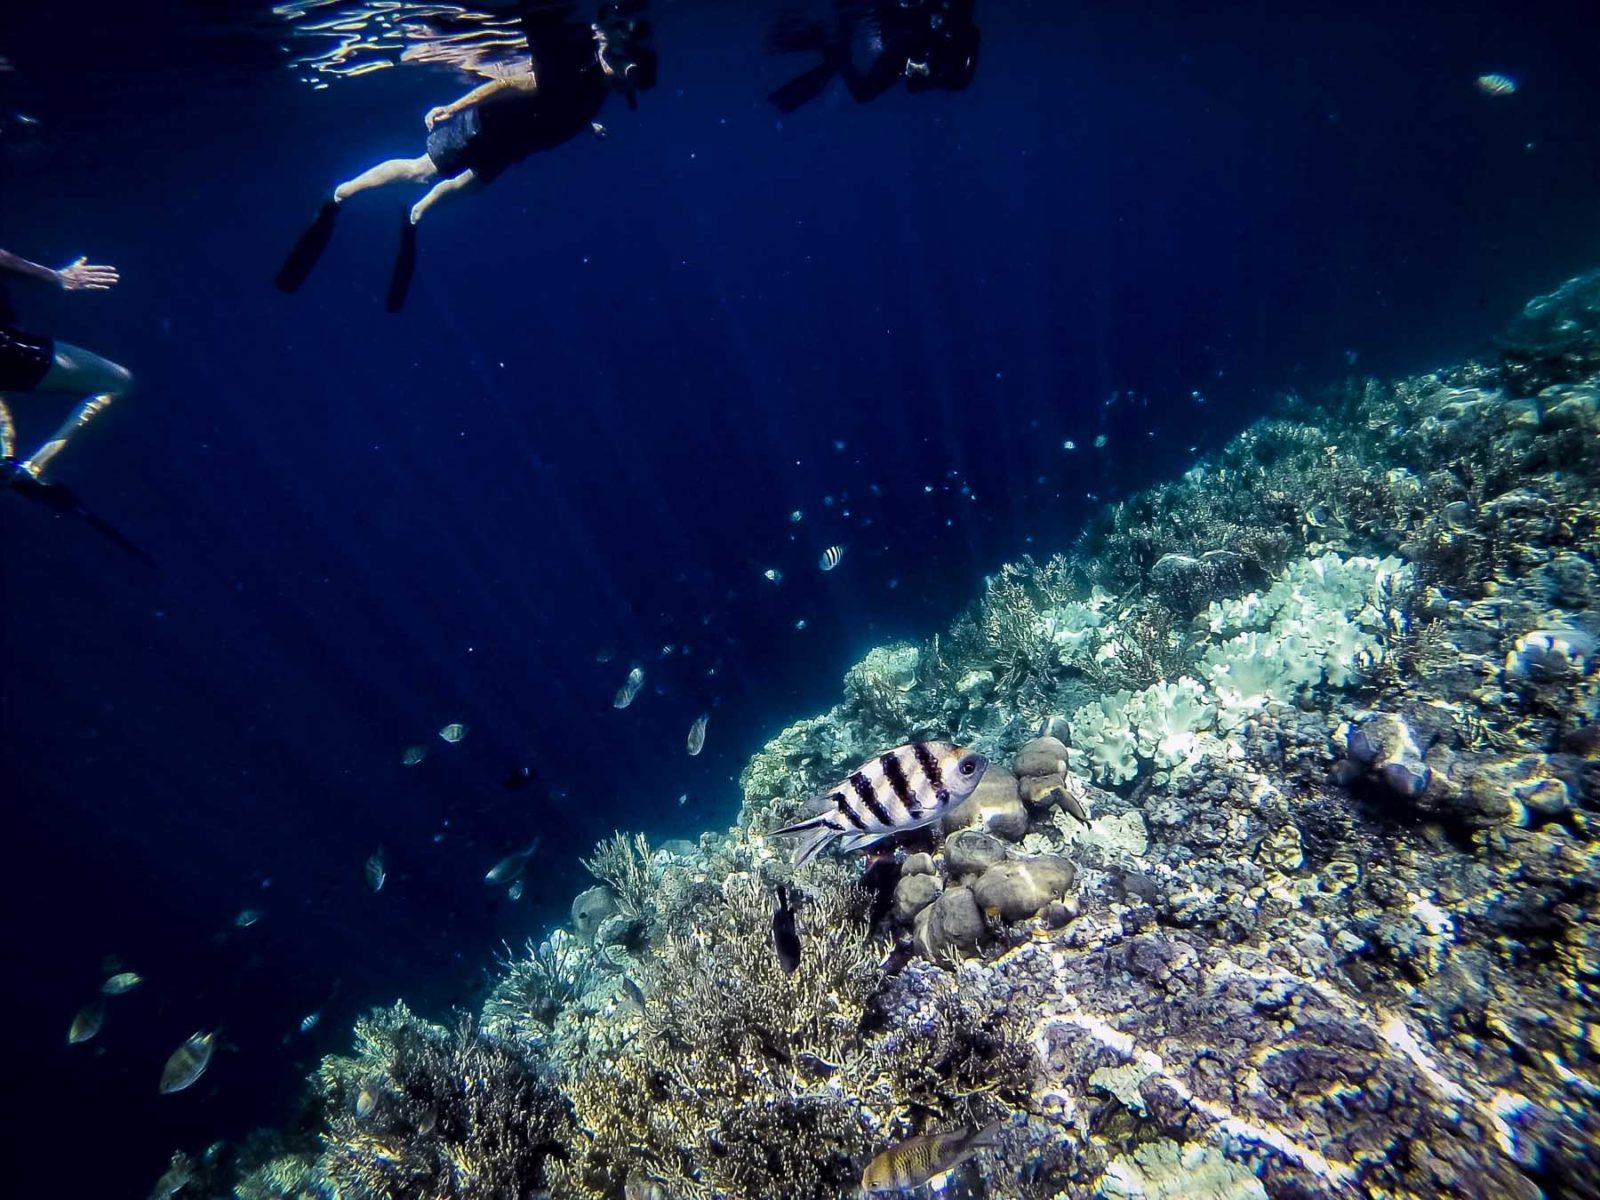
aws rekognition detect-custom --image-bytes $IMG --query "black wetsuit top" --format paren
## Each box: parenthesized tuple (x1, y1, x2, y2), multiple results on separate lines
(426, 64, 608, 183)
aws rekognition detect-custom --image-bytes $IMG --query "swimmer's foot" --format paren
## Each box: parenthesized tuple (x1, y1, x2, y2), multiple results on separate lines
(385, 210, 418, 314)
(275, 197, 339, 294)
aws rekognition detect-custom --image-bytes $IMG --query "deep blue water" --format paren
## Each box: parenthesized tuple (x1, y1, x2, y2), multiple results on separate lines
(2, 0, 1597, 1193)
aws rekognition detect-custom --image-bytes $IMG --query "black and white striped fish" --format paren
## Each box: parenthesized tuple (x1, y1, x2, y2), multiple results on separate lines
(771, 741, 988, 865)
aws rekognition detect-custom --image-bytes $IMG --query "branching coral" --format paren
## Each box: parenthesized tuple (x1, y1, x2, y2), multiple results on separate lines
(481, 931, 596, 1044)
(551, 870, 1035, 1200)
(581, 832, 656, 919)
(316, 1002, 573, 1200)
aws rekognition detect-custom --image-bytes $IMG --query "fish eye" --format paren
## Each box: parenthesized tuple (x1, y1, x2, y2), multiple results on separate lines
(959, 758, 976, 776)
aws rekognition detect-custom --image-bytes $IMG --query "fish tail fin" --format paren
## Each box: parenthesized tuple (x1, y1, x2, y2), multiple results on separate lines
(770, 816, 838, 866)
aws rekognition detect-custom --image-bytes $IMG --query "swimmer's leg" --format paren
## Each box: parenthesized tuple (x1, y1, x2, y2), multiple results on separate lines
(334, 155, 438, 203)
(0, 397, 15, 460)
(408, 169, 477, 225)
(19, 341, 134, 479)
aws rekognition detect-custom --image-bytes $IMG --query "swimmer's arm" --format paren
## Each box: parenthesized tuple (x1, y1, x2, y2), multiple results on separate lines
(0, 249, 118, 290)
(426, 73, 538, 127)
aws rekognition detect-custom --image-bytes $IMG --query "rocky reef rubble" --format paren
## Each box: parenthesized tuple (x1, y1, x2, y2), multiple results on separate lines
(173, 273, 1600, 1199)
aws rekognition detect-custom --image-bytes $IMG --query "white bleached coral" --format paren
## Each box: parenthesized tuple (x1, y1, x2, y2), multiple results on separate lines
(1043, 586, 1118, 657)
(1071, 554, 1412, 782)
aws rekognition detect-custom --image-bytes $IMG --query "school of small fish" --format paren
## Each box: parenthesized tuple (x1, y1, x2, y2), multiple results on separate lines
(772, 741, 989, 865)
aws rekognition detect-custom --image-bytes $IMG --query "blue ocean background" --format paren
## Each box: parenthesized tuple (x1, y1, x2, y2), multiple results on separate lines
(2, 1, 1596, 1193)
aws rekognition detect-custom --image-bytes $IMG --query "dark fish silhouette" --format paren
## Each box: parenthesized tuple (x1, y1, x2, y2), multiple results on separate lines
(772, 885, 802, 974)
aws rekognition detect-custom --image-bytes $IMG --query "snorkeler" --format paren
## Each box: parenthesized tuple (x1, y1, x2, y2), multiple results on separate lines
(276, 2, 657, 312)
(0, 246, 151, 562)
(766, 0, 979, 113)
(0, 246, 134, 481)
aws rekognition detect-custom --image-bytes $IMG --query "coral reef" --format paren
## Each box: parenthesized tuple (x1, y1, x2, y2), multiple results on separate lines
(174, 273, 1600, 1200)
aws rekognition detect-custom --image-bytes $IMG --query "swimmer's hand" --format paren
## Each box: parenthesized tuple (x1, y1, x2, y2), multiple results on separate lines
(425, 104, 455, 130)
(56, 257, 119, 291)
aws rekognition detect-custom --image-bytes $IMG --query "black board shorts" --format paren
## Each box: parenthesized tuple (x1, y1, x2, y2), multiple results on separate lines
(0, 325, 54, 392)
(426, 105, 484, 177)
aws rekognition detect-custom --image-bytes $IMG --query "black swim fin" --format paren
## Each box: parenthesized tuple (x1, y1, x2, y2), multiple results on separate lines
(275, 198, 339, 294)
(768, 61, 838, 113)
(385, 214, 417, 313)
(5, 471, 157, 567)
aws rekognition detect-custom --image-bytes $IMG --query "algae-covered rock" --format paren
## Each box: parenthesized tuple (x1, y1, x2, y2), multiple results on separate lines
(902, 851, 937, 876)
(1099, 1138, 1267, 1200)
(893, 872, 942, 923)
(942, 766, 1028, 840)
(913, 885, 986, 960)
(944, 829, 1008, 879)
(973, 856, 1075, 922)
(1014, 735, 1070, 778)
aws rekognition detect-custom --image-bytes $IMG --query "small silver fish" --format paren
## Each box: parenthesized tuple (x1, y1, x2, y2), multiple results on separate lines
(771, 741, 988, 865)
(401, 745, 427, 766)
(485, 838, 541, 885)
(102, 971, 143, 995)
(365, 849, 387, 893)
(438, 722, 468, 744)
(68, 1000, 106, 1045)
(159, 1030, 216, 1095)
(614, 666, 645, 709)
(686, 713, 709, 756)
(300, 1011, 321, 1033)
(789, 509, 803, 523)
(234, 909, 262, 928)
(860, 1122, 1002, 1194)
(508, 879, 524, 901)
(763, 567, 783, 583)
(819, 544, 845, 571)
(1476, 72, 1517, 95)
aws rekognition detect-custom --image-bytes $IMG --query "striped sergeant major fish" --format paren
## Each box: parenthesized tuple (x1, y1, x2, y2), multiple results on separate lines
(772, 741, 988, 865)
(860, 1122, 1003, 1194)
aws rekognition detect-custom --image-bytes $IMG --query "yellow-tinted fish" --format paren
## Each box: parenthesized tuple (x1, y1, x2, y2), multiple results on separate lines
(159, 1030, 217, 1095)
(1475, 72, 1517, 95)
(686, 712, 709, 756)
(355, 1087, 377, 1118)
(402, 745, 427, 766)
(614, 665, 645, 709)
(438, 722, 467, 743)
(772, 741, 988, 865)
(819, 544, 845, 571)
(68, 1000, 106, 1045)
(860, 1122, 1002, 1194)
(102, 971, 143, 995)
